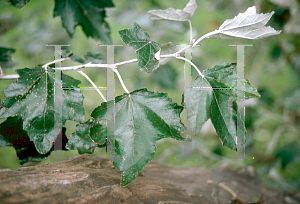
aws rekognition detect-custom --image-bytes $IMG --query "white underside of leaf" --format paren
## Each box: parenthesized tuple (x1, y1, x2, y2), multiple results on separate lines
(209, 6, 281, 39)
(147, 0, 197, 21)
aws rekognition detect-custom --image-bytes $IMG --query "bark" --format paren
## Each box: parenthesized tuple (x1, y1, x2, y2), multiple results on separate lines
(0, 155, 298, 204)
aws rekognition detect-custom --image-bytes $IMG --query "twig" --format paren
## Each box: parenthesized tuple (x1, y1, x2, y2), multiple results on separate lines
(42, 57, 70, 69)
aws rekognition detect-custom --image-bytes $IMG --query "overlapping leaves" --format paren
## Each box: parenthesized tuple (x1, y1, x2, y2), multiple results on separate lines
(183, 63, 260, 150)
(118, 23, 161, 73)
(0, 116, 67, 165)
(66, 119, 106, 154)
(68, 89, 185, 186)
(0, 66, 85, 154)
(54, 0, 114, 44)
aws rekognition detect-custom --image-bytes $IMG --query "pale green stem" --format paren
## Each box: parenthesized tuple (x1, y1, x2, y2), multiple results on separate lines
(175, 56, 204, 78)
(112, 68, 130, 94)
(77, 69, 107, 102)
(42, 57, 70, 69)
(188, 20, 193, 44)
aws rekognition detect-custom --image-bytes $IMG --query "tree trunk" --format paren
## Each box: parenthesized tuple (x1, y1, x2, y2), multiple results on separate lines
(0, 155, 297, 204)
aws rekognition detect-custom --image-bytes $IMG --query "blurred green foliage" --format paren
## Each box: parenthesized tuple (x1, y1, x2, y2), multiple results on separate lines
(0, 0, 299, 195)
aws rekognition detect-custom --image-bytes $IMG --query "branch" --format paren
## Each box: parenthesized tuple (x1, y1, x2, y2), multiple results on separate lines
(42, 57, 70, 69)
(77, 69, 107, 102)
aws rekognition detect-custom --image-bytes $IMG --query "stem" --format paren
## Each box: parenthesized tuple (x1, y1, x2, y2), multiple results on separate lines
(77, 69, 107, 102)
(53, 59, 139, 71)
(193, 30, 218, 47)
(42, 57, 70, 69)
(112, 68, 130, 94)
(171, 30, 218, 56)
(175, 56, 205, 78)
(188, 20, 193, 44)
(0, 74, 20, 79)
(53, 63, 112, 71)
(114, 59, 137, 66)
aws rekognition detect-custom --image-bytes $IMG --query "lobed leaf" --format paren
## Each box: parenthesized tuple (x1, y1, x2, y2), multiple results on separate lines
(54, 0, 114, 44)
(183, 63, 260, 150)
(118, 23, 161, 73)
(91, 89, 185, 186)
(0, 66, 85, 154)
(66, 119, 106, 154)
(209, 6, 281, 39)
(147, 0, 197, 22)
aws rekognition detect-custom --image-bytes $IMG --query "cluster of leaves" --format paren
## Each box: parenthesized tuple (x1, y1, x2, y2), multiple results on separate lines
(0, 0, 280, 186)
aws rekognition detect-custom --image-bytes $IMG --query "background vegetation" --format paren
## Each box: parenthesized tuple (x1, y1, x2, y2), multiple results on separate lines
(0, 0, 299, 196)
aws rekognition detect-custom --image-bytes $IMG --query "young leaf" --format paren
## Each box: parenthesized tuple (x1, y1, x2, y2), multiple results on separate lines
(8, 0, 30, 8)
(91, 89, 185, 186)
(183, 63, 260, 150)
(0, 116, 67, 165)
(209, 6, 281, 39)
(66, 119, 105, 154)
(0, 66, 85, 154)
(118, 23, 161, 73)
(53, 0, 114, 44)
(147, 0, 197, 22)
(0, 47, 19, 68)
(159, 42, 177, 65)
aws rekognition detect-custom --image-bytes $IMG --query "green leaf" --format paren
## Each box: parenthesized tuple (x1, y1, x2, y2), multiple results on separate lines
(118, 23, 161, 73)
(53, 0, 114, 44)
(0, 116, 68, 165)
(210, 92, 245, 150)
(183, 76, 212, 135)
(183, 63, 260, 150)
(61, 49, 103, 64)
(8, 0, 30, 8)
(66, 119, 106, 154)
(91, 89, 185, 186)
(0, 66, 85, 154)
(0, 47, 19, 68)
(203, 63, 261, 100)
